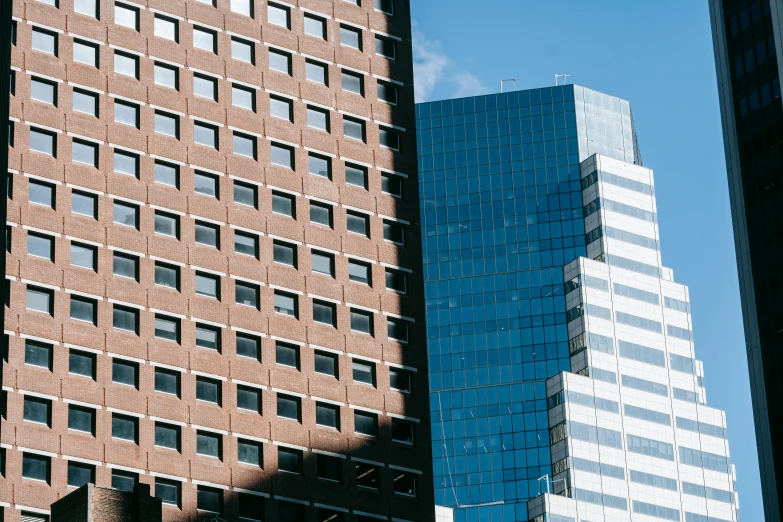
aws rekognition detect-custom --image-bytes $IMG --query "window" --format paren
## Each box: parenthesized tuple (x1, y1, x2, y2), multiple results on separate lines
(154, 262, 180, 289)
(154, 211, 178, 237)
(316, 402, 339, 430)
(387, 318, 409, 343)
(195, 272, 220, 299)
(278, 447, 302, 474)
(355, 461, 378, 489)
(113, 305, 139, 334)
(314, 350, 338, 377)
(69, 349, 96, 378)
(32, 28, 57, 56)
(15, 396, 39, 424)
(195, 221, 220, 248)
(154, 111, 179, 138)
(270, 95, 293, 122)
(277, 394, 300, 421)
(114, 51, 139, 78)
(114, 100, 139, 128)
(391, 418, 413, 443)
(383, 220, 405, 244)
(114, 2, 139, 30)
(353, 361, 375, 385)
(111, 413, 138, 442)
(193, 73, 217, 100)
(114, 149, 139, 177)
(112, 359, 138, 387)
(304, 14, 326, 39)
(30, 77, 57, 105)
(238, 439, 262, 467)
(194, 121, 218, 148)
(231, 0, 253, 17)
(27, 232, 54, 261)
(306, 59, 328, 85)
(311, 251, 334, 277)
(25, 340, 52, 370)
(74, 0, 98, 17)
(309, 201, 332, 228)
(354, 411, 377, 437)
(155, 478, 180, 506)
(375, 36, 396, 59)
(233, 132, 257, 159)
(307, 106, 330, 132)
(155, 422, 180, 450)
(273, 241, 297, 267)
(193, 26, 217, 53)
(235, 231, 259, 258)
(340, 26, 362, 50)
(379, 126, 400, 150)
(274, 291, 298, 318)
(268, 2, 290, 28)
(197, 431, 222, 459)
(154, 160, 178, 188)
(377, 80, 398, 104)
(29, 128, 56, 156)
(374, 0, 393, 14)
(155, 368, 180, 396)
(154, 14, 178, 42)
(317, 454, 342, 483)
(71, 242, 96, 271)
(234, 180, 258, 208)
(197, 486, 223, 514)
(194, 171, 219, 198)
(70, 295, 97, 324)
(154, 62, 179, 90)
(196, 376, 221, 405)
(343, 117, 366, 142)
(394, 471, 416, 497)
(113, 252, 139, 281)
(73, 88, 99, 116)
(235, 281, 260, 309)
(385, 268, 407, 293)
(195, 324, 221, 351)
(72, 190, 97, 218)
(237, 385, 261, 413)
(29, 179, 55, 207)
(73, 39, 98, 67)
(269, 49, 292, 75)
(346, 211, 369, 237)
(347, 260, 370, 286)
(342, 70, 364, 96)
(313, 300, 336, 327)
(232, 84, 255, 111)
(22, 453, 50, 483)
(273, 193, 297, 219)
(154, 315, 180, 343)
(113, 201, 138, 229)
(345, 163, 367, 188)
(236, 333, 260, 360)
(270, 142, 294, 169)
(26, 286, 53, 315)
(112, 470, 138, 492)
(231, 37, 255, 63)
(351, 309, 374, 335)
(308, 153, 331, 179)
(276, 341, 299, 369)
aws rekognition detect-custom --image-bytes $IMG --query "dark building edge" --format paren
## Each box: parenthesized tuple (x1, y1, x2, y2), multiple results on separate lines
(709, 1, 782, 521)
(0, 0, 12, 457)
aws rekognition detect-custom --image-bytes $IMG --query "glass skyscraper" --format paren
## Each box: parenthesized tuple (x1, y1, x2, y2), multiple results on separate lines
(416, 85, 643, 521)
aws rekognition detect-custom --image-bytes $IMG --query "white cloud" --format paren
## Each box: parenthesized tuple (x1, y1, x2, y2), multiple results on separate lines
(412, 26, 485, 103)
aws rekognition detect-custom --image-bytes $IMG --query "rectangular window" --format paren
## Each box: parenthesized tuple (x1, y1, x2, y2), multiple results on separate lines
(154, 111, 179, 138)
(379, 126, 400, 150)
(389, 368, 411, 393)
(306, 59, 328, 85)
(343, 117, 366, 142)
(352, 361, 375, 385)
(112, 470, 138, 492)
(195, 323, 221, 351)
(270, 142, 294, 169)
(316, 402, 339, 430)
(273, 241, 297, 267)
(233, 132, 257, 159)
(70, 295, 97, 324)
(236, 333, 260, 360)
(304, 14, 326, 39)
(394, 471, 416, 497)
(195, 272, 220, 299)
(342, 70, 364, 96)
(307, 106, 330, 132)
(194, 121, 219, 149)
(29, 179, 55, 207)
(114, 149, 139, 177)
(73, 88, 99, 116)
(385, 268, 407, 293)
(270, 95, 293, 122)
(234, 231, 259, 258)
(348, 259, 371, 285)
(310, 201, 332, 227)
(277, 394, 301, 421)
(29, 128, 57, 156)
(274, 291, 298, 317)
(193, 26, 217, 53)
(197, 486, 223, 515)
(112, 359, 138, 387)
(232, 37, 255, 64)
(70, 242, 96, 270)
(113, 305, 139, 334)
(111, 413, 138, 442)
(155, 422, 180, 450)
(27, 232, 54, 261)
(377, 80, 398, 104)
(114, 51, 139, 78)
(195, 221, 220, 248)
(113, 201, 139, 229)
(232, 84, 255, 111)
(346, 211, 369, 237)
(68, 405, 95, 435)
(114, 2, 139, 30)
(154, 62, 179, 90)
(314, 350, 338, 377)
(238, 439, 262, 467)
(114, 100, 139, 128)
(154, 211, 179, 237)
(26, 286, 53, 315)
(276, 341, 299, 369)
(196, 376, 221, 405)
(194, 171, 219, 199)
(113, 252, 139, 280)
(268, 2, 290, 28)
(22, 453, 50, 483)
(69, 349, 96, 378)
(196, 431, 222, 459)
(193, 73, 218, 100)
(72, 190, 97, 218)
(154, 14, 178, 42)
(235, 281, 260, 309)
(340, 26, 362, 50)
(155, 478, 180, 506)
(311, 251, 334, 277)
(154, 262, 179, 290)
(354, 411, 377, 437)
(308, 153, 331, 179)
(350, 309, 373, 335)
(269, 49, 292, 75)
(154, 160, 179, 188)
(237, 385, 261, 413)
(155, 367, 180, 396)
(313, 300, 336, 327)
(73, 39, 98, 67)
(32, 28, 58, 56)
(231, 0, 253, 17)
(154, 315, 180, 343)
(234, 180, 258, 208)
(387, 317, 409, 343)
(345, 163, 367, 188)
(374, 0, 394, 14)
(74, 0, 98, 17)
(375, 36, 396, 59)
(278, 447, 302, 474)
(25, 340, 52, 370)
(383, 220, 405, 244)
(391, 418, 414, 443)
(30, 77, 57, 105)
(272, 193, 296, 219)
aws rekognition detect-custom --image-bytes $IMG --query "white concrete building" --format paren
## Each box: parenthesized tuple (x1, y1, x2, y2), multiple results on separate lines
(527, 154, 740, 522)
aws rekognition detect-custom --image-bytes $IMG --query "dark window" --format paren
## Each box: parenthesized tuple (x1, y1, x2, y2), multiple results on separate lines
(317, 454, 342, 482)
(234, 231, 259, 258)
(111, 413, 138, 443)
(311, 251, 334, 276)
(238, 439, 262, 467)
(112, 305, 139, 334)
(278, 447, 302, 474)
(25, 340, 52, 370)
(235, 281, 260, 309)
(195, 323, 221, 351)
(346, 211, 369, 237)
(348, 259, 371, 285)
(310, 201, 333, 228)
(313, 300, 336, 327)
(112, 359, 138, 387)
(22, 453, 50, 483)
(280, 502, 304, 522)
(343, 117, 366, 142)
(387, 318, 409, 343)
(393, 471, 416, 497)
(276, 341, 299, 369)
(383, 220, 405, 244)
(345, 163, 367, 189)
(112, 469, 138, 492)
(277, 394, 301, 421)
(70, 242, 96, 270)
(113, 252, 139, 281)
(391, 418, 414, 444)
(352, 361, 375, 385)
(196, 431, 222, 460)
(154, 422, 180, 451)
(319, 508, 343, 522)
(237, 385, 261, 413)
(67, 461, 95, 487)
(155, 368, 180, 396)
(274, 291, 298, 317)
(197, 486, 223, 514)
(155, 478, 180, 506)
(377, 80, 398, 104)
(238, 493, 264, 521)
(154, 315, 180, 343)
(389, 368, 411, 393)
(70, 295, 97, 324)
(196, 377, 221, 405)
(355, 461, 379, 489)
(23, 397, 51, 425)
(350, 309, 373, 335)
(354, 411, 378, 437)
(385, 268, 407, 293)
(236, 333, 261, 360)
(315, 402, 340, 430)
(273, 240, 297, 267)
(375, 36, 396, 59)
(194, 171, 219, 198)
(154, 211, 179, 238)
(69, 350, 96, 379)
(194, 221, 220, 248)
(314, 350, 338, 378)
(154, 262, 180, 290)
(195, 272, 220, 300)
(379, 126, 400, 150)
(68, 405, 95, 435)
(374, 0, 393, 13)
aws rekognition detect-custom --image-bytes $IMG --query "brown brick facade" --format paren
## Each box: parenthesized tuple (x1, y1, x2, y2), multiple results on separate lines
(51, 483, 162, 521)
(2, 0, 433, 520)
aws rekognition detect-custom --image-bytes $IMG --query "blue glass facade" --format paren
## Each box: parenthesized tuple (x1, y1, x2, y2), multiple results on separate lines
(415, 85, 640, 522)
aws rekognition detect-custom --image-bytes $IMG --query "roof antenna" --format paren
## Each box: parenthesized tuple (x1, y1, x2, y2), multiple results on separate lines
(554, 74, 571, 86)
(500, 78, 516, 93)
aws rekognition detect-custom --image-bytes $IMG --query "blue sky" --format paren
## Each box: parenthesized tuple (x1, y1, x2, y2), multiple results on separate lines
(411, 1, 764, 519)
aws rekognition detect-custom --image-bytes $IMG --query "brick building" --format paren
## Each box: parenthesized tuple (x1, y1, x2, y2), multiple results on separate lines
(0, 0, 432, 520)
(50, 483, 162, 521)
